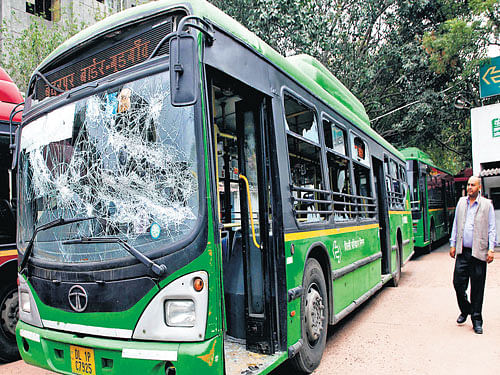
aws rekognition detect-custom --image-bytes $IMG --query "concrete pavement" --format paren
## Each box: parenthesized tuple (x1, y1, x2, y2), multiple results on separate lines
(2, 243, 499, 374)
(311, 243, 500, 375)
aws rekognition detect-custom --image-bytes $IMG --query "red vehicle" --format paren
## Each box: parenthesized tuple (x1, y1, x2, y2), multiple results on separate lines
(454, 167, 472, 203)
(0, 67, 23, 362)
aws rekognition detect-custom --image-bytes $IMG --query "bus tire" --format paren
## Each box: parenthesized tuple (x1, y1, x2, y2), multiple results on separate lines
(0, 280, 20, 362)
(291, 258, 328, 374)
(389, 241, 401, 287)
(430, 223, 436, 250)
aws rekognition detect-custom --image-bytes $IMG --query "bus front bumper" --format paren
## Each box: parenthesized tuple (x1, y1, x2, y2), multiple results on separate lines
(16, 321, 222, 375)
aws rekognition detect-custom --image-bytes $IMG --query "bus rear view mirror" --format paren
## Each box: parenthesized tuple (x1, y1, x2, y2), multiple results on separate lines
(170, 33, 198, 107)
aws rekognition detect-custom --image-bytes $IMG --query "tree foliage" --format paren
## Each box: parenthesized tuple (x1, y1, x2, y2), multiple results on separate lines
(1, 1, 498, 172)
(0, 7, 108, 92)
(210, 0, 499, 172)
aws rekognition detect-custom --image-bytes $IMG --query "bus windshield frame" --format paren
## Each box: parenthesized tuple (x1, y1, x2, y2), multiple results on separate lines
(17, 65, 207, 268)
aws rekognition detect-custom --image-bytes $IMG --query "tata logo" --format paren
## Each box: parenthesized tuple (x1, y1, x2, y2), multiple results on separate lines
(68, 285, 88, 312)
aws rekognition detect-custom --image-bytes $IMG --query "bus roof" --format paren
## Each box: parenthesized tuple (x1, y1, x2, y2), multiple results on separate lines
(37, 0, 404, 160)
(400, 147, 453, 175)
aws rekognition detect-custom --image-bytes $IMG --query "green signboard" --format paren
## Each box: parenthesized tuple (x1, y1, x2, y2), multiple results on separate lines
(480, 56, 500, 99)
(493, 118, 500, 138)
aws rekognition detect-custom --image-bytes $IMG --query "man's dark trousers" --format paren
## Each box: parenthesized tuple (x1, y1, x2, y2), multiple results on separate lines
(453, 247, 487, 322)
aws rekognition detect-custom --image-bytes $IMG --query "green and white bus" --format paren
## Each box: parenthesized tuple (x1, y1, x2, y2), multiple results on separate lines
(16, 1, 414, 374)
(401, 147, 455, 251)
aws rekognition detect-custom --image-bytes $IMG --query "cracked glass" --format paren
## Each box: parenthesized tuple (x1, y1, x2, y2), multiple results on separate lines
(17, 71, 200, 263)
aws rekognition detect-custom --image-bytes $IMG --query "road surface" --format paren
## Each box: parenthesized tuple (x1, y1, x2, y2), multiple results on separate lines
(2, 243, 499, 374)
(277, 243, 500, 375)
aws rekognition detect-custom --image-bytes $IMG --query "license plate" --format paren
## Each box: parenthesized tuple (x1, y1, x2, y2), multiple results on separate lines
(70, 345, 96, 375)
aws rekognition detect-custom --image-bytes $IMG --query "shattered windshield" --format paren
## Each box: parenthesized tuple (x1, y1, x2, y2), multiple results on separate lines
(17, 71, 200, 263)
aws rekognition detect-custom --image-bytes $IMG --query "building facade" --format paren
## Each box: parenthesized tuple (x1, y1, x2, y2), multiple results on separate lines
(0, 0, 147, 89)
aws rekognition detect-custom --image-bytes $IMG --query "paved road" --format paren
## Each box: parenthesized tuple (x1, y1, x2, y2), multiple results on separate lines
(282, 243, 500, 375)
(2, 243, 500, 374)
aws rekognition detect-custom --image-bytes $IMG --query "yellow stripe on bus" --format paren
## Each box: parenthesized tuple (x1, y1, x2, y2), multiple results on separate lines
(284, 223, 379, 242)
(0, 250, 17, 257)
(429, 208, 444, 212)
(388, 211, 410, 215)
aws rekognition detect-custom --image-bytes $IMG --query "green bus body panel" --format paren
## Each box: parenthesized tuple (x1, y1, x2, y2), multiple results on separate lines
(36, 0, 404, 161)
(401, 147, 454, 247)
(19, 245, 220, 335)
(412, 208, 455, 248)
(17, 321, 223, 375)
(333, 259, 381, 314)
(284, 225, 380, 344)
(388, 210, 414, 268)
(400, 147, 453, 175)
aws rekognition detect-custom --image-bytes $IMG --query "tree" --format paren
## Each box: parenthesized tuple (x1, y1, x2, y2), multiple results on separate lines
(1, 6, 109, 92)
(209, 0, 499, 172)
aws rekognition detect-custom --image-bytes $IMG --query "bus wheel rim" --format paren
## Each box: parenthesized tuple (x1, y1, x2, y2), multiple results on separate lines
(1, 290, 18, 337)
(304, 283, 324, 344)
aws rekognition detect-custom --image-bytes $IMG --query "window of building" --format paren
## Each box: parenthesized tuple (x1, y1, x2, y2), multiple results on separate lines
(285, 94, 327, 223)
(26, 0, 60, 21)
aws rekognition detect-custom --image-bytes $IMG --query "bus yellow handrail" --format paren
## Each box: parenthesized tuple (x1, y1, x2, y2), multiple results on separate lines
(222, 222, 241, 228)
(239, 174, 261, 250)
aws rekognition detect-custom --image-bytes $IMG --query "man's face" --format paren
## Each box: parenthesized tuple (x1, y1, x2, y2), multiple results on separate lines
(467, 177, 480, 199)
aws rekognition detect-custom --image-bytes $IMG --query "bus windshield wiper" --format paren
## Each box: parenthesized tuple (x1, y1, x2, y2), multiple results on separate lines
(19, 216, 96, 274)
(62, 236, 167, 277)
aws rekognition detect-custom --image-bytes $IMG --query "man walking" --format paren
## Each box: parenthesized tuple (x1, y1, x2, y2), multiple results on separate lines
(450, 176, 496, 334)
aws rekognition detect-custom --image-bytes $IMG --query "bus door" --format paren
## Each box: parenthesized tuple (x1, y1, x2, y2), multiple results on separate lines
(235, 99, 276, 353)
(419, 165, 429, 242)
(372, 157, 391, 274)
(210, 75, 277, 355)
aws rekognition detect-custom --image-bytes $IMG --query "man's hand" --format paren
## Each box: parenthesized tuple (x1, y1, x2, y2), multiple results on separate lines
(450, 247, 456, 258)
(487, 250, 494, 264)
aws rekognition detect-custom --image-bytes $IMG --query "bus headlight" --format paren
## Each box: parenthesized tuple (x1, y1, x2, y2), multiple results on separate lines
(133, 271, 208, 342)
(18, 274, 43, 328)
(165, 300, 195, 327)
(20, 291, 31, 313)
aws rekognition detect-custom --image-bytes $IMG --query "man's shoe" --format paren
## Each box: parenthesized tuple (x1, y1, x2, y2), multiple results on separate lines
(456, 313, 468, 324)
(472, 320, 483, 334)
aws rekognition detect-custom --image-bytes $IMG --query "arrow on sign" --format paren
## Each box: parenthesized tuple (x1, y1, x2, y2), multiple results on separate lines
(482, 66, 500, 85)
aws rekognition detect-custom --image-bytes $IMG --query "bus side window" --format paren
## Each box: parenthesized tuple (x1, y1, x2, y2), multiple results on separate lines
(323, 120, 346, 156)
(353, 136, 366, 161)
(391, 161, 401, 205)
(384, 157, 389, 176)
(353, 163, 375, 219)
(399, 164, 407, 206)
(284, 94, 327, 223)
(323, 119, 353, 222)
(385, 175, 393, 207)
